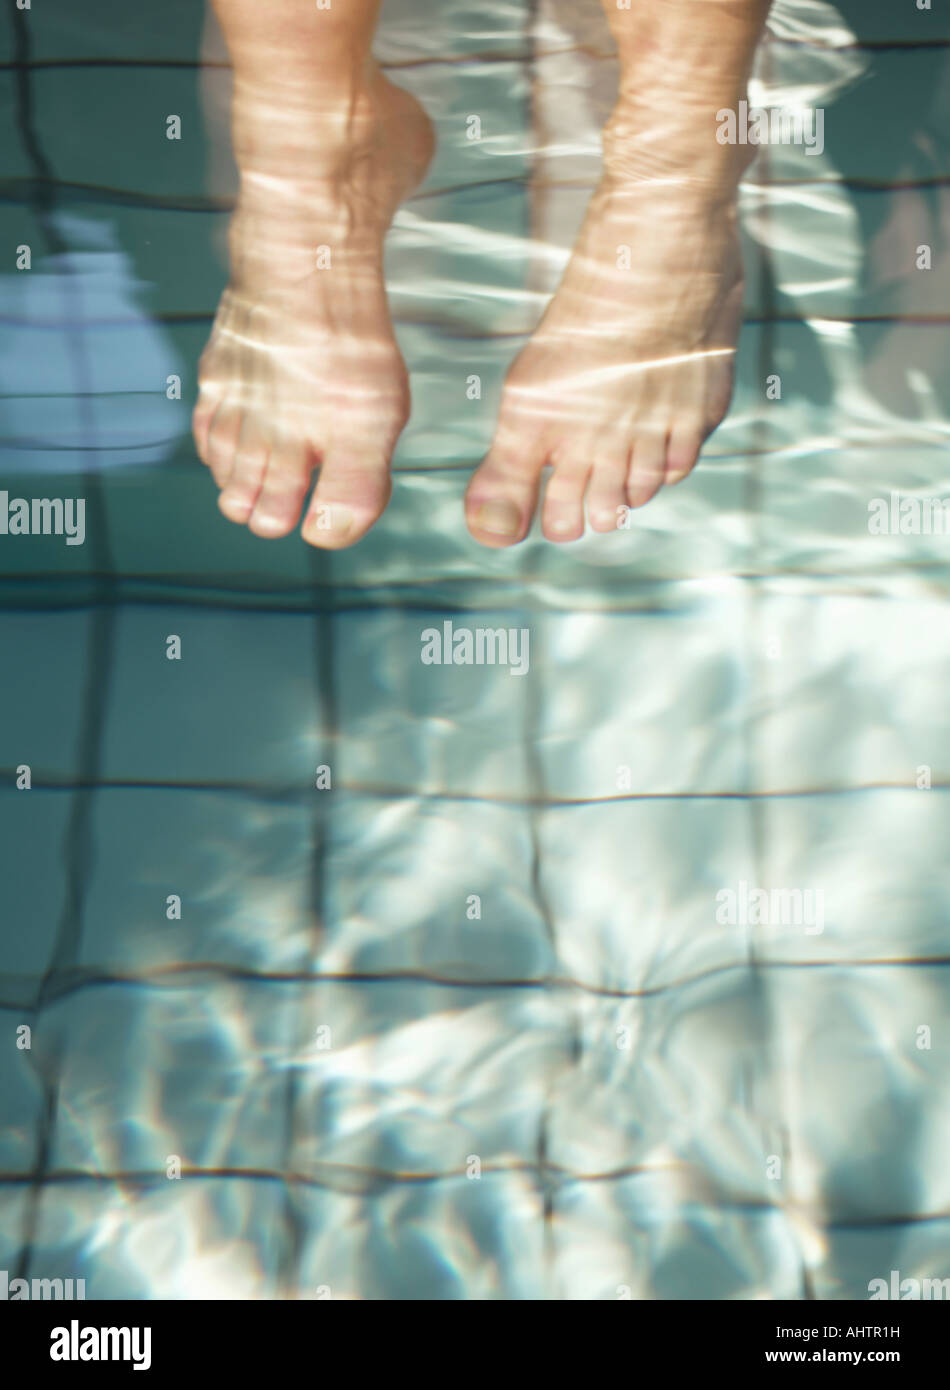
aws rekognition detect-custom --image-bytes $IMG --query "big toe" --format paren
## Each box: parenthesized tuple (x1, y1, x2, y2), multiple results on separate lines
(465, 445, 542, 549)
(301, 444, 392, 550)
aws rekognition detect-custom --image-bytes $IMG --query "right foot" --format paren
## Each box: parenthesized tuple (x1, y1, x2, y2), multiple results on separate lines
(193, 67, 434, 546)
(465, 162, 745, 546)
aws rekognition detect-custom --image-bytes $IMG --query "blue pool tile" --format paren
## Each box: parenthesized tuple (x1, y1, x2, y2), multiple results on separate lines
(100, 606, 323, 788)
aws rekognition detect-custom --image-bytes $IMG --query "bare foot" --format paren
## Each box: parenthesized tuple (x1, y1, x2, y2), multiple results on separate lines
(465, 117, 747, 546)
(193, 67, 433, 546)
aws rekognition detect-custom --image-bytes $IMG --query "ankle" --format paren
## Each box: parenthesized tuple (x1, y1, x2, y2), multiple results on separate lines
(603, 94, 757, 193)
(230, 66, 381, 175)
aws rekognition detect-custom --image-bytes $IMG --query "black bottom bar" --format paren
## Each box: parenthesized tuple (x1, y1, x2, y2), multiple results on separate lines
(1, 1297, 939, 1374)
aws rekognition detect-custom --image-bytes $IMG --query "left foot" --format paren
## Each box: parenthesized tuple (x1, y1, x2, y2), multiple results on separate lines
(193, 66, 434, 547)
(466, 117, 747, 546)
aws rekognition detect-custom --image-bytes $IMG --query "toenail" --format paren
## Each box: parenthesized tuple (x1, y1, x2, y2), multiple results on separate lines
(250, 511, 287, 536)
(550, 517, 572, 535)
(666, 470, 690, 485)
(307, 501, 354, 539)
(219, 494, 253, 521)
(473, 499, 520, 538)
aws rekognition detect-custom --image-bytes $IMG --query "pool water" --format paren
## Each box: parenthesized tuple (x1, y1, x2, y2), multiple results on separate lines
(1, 0, 949, 1299)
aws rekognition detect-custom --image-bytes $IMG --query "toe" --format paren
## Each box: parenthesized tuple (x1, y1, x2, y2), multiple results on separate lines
(195, 394, 236, 491)
(192, 384, 224, 475)
(465, 432, 545, 549)
(248, 443, 313, 538)
(301, 442, 392, 549)
(586, 448, 631, 533)
(204, 402, 243, 503)
(215, 411, 268, 525)
(665, 423, 703, 485)
(704, 358, 737, 436)
(541, 454, 589, 542)
(627, 431, 668, 509)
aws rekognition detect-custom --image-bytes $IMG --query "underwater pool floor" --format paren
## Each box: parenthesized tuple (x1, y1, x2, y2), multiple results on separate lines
(1, 0, 949, 1298)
